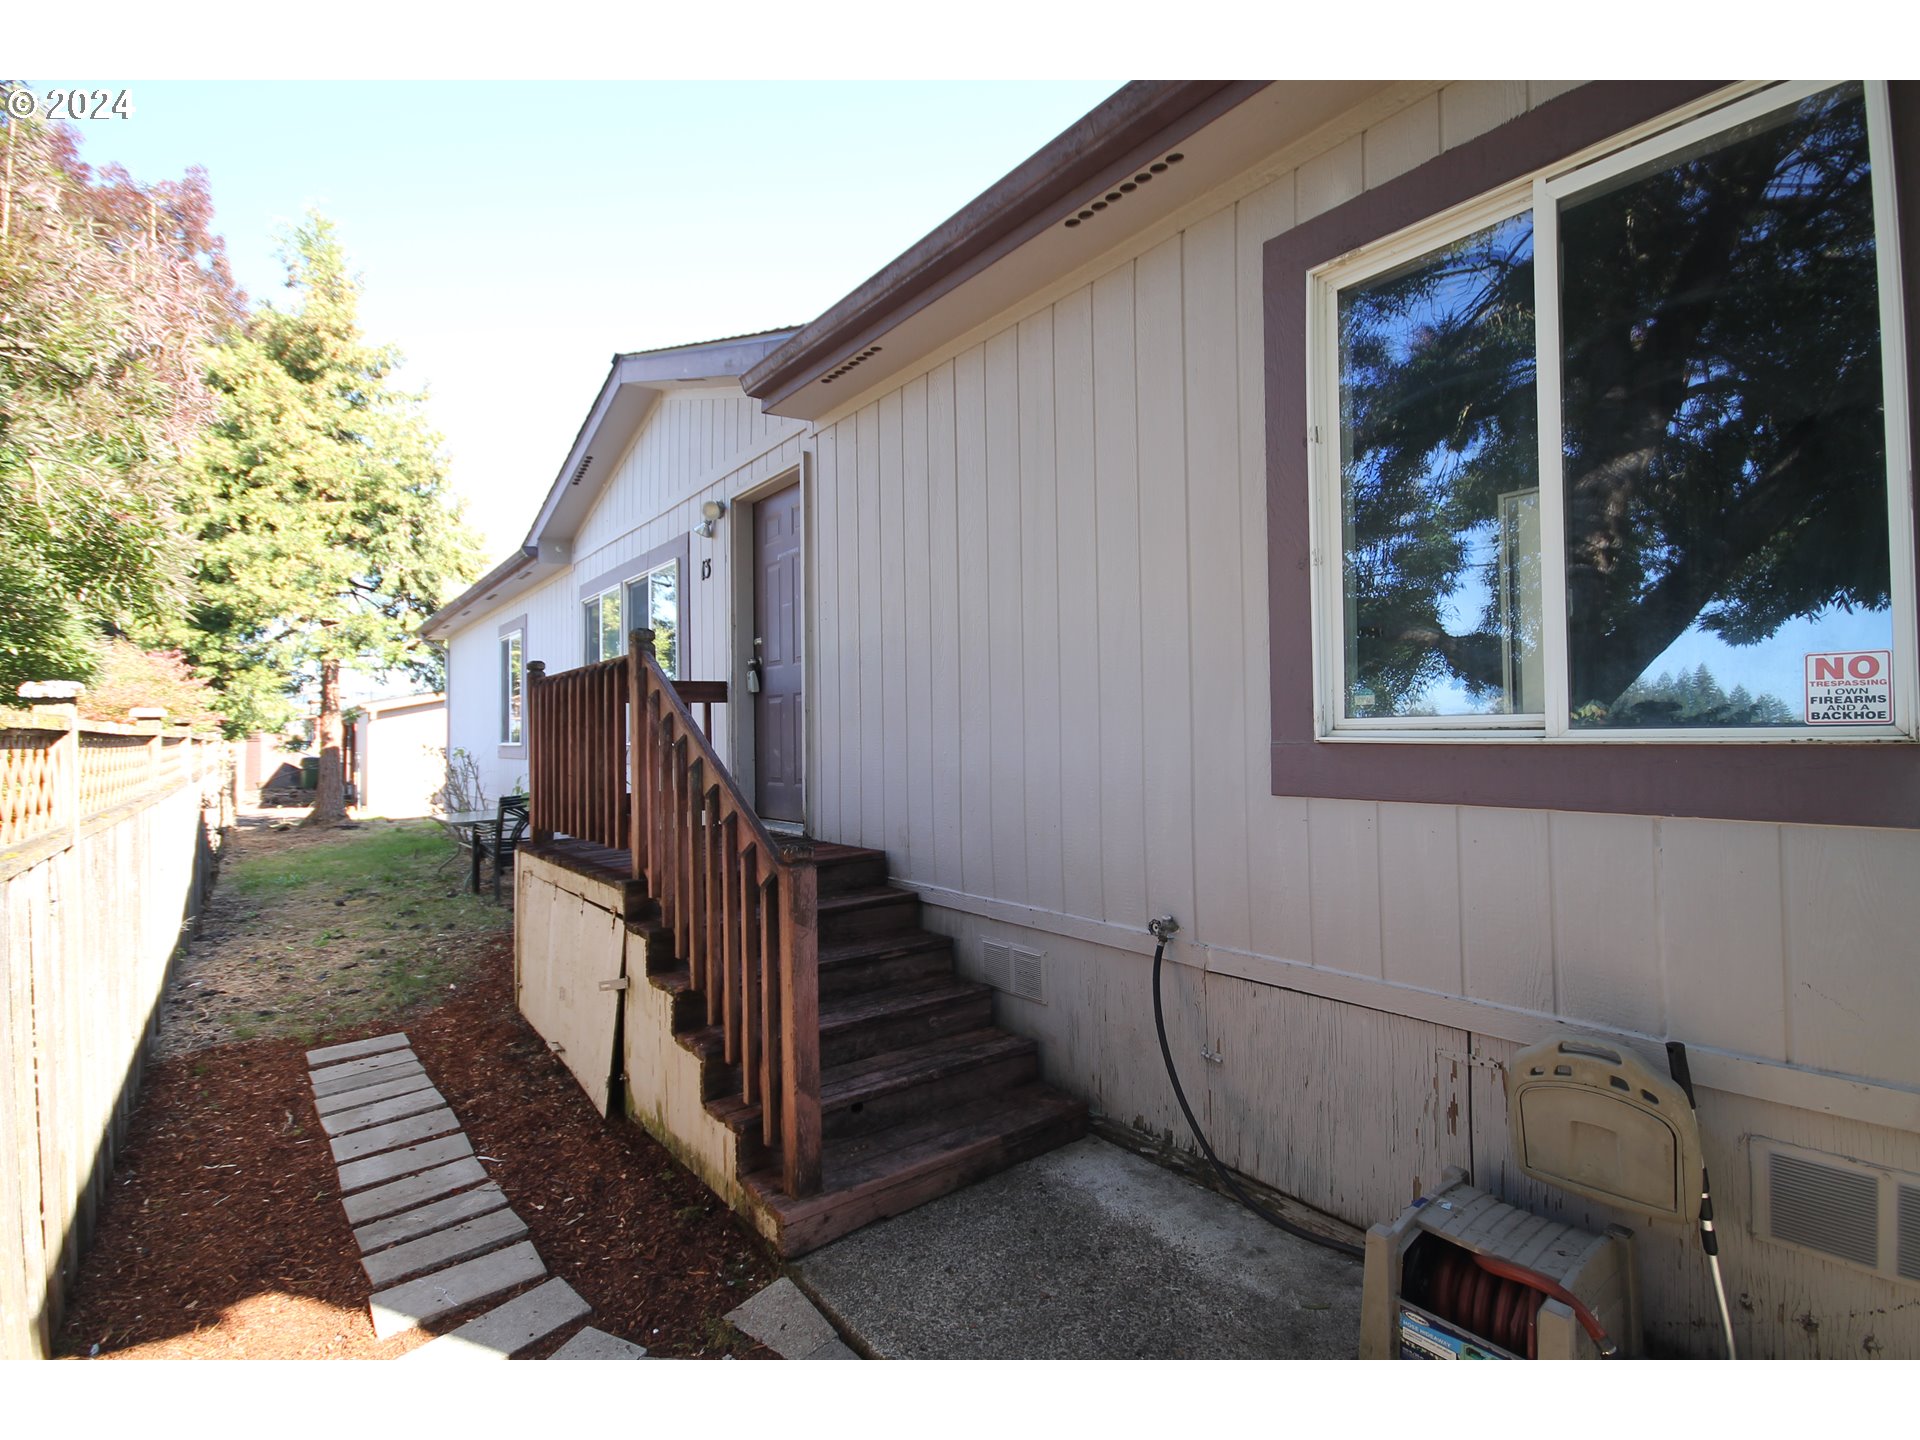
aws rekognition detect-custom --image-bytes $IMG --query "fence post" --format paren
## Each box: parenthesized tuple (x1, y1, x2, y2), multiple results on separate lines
(19, 680, 84, 847)
(628, 631, 653, 883)
(776, 842, 821, 1198)
(527, 661, 549, 843)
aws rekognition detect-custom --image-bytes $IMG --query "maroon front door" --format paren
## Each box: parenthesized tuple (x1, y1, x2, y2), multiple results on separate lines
(753, 482, 804, 824)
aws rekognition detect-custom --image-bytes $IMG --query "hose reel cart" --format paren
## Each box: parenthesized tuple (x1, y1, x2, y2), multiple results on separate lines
(1360, 1034, 1704, 1359)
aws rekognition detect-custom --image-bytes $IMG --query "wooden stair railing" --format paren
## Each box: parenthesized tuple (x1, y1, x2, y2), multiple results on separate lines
(524, 634, 821, 1198)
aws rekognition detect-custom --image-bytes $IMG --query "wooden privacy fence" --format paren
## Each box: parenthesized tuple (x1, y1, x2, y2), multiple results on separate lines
(526, 633, 821, 1197)
(0, 709, 229, 1358)
(1, 713, 211, 849)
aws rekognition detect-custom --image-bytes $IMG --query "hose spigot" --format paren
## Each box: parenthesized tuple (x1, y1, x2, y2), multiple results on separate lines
(1147, 915, 1180, 942)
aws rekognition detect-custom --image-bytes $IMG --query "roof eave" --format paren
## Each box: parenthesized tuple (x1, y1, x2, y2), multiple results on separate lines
(740, 81, 1269, 408)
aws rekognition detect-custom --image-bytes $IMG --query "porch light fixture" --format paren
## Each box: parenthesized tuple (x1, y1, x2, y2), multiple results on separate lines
(697, 499, 727, 538)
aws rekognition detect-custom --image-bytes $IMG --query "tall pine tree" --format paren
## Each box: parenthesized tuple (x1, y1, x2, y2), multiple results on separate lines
(187, 214, 480, 823)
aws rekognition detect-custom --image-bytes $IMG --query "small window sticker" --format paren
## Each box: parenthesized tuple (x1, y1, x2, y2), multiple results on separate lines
(1804, 650, 1892, 725)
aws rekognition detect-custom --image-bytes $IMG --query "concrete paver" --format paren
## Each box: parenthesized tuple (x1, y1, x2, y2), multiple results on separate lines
(341, 1156, 489, 1224)
(370, 1240, 548, 1340)
(329, 1106, 461, 1163)
(313, 1067, 433, 1115)
(361, 1205, 529, 1288)
(353, 1183, 508, 1254)
(306, 1032, 410, 1067)
(804, 1338, 859, 1359)
(726, 1276, 839, 1358)
(791, 1135, 1364, 1359)
(404, 1278, 595, 1361)
(319, 1085, 447, 1137)
(313, 1055, 425, 1100)
(551, 1325, 648, 1360)
(336, 1132, 474, 1193)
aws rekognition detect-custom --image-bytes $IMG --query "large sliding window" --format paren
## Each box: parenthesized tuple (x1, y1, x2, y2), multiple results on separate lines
(1310, 81, 1913, 742)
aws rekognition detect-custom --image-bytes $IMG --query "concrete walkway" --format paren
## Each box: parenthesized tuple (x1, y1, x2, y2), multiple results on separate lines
(790, 1136, 1365, 1359)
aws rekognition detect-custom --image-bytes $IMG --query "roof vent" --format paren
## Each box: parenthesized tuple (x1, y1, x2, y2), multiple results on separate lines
(821, 344, 882, 386)
(1063, 149, 1187, 229)
(568, 454, 595, 486)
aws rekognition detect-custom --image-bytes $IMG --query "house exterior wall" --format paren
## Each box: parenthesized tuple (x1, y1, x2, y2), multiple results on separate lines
(442, 387, 806, 808)
(798, 81, 1920, 1356)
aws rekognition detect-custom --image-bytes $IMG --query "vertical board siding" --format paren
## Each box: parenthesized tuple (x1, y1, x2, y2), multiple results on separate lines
(1134, 236, 1197, 933)
(983, 328, 1029, 904)
(954, 349, 995, 896)
(901, 376, 936, 884)
(1551, 812, 1664, 1035)
(925, 362, 964, 892)
(1781, 825, 1920, 1088)
(1305, 798, 1383, 977)
(1016, 313, 1065, 915)
(856, 404, 885, 849)
(1181, 207, 1252, 954)
(1377, 803, 1464, 994)
(1091, 267, 1148, 930)
(1657, 818, 1788, 1063)
(1458, 807, 1555, 1012)
(878, 392, 910, 860)
(1052, 288, 1104, 922)
(813, 425, 843, 839)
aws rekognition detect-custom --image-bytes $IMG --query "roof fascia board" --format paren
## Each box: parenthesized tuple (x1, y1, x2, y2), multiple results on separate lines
(742, 81, 1268, 408)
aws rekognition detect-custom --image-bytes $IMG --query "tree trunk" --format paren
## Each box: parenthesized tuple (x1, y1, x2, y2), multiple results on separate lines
(305, 659, 349, 826)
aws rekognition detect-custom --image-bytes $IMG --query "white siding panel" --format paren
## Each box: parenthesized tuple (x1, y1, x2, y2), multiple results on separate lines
(813, 425, 843, 839)
(1135, 236, 1196, 932)
(1092, 267, 1148, 930)
(1659, 818, 1787, 1061)
(1458, 807, 1553, 1012)
(925, 362, 964, 892)
(857, 403, 885, 849)
(1052, 288, 1104, 921)
(954, 348, 995, 895)
(901, 375, 935, 883)
(878, 391, 910, 859)
(1782, 825, 1920, 1088)
(836, 416, 864, 838)
(1363, 91, 1440, 188)
(1017, 313, 1065, 915)
(1438, 80, 1530, 149)
(1377, 802, 1463, 995)
(984, 329, 1029, 903)
(1551, 811, 1663, 1036)
(1296, 132, 1363, 223)
(1306, 798, 1382, 977)
(1182, 207, 1252, 954)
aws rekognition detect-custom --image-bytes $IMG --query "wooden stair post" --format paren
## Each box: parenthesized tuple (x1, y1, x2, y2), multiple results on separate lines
(777, 841, 821, 1198)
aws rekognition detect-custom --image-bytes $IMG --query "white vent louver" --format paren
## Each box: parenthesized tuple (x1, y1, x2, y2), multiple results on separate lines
(979, 940, 1011, 992)
(1898, 1185, 1920, 1283)
(977, 939, 1044, 1003)
(1010, 945, 1045, 1004)
(1768, 1150, 1879, 1269)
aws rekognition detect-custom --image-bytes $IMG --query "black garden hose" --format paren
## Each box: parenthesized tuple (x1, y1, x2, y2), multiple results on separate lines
(1150, 926, 1364, 1261)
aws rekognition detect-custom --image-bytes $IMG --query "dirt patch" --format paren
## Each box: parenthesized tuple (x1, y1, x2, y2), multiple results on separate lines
(155, 812, 510, 1058)
(57, 821, 781, 1360)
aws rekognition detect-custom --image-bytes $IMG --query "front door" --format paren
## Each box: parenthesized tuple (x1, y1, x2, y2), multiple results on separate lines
(753, 482, 804, 823)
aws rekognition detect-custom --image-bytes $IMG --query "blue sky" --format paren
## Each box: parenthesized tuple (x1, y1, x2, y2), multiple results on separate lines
(39, 80, 1117, 555)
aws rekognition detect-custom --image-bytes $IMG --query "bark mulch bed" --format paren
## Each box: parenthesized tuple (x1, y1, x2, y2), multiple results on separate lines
(56, 928, 780, 1359)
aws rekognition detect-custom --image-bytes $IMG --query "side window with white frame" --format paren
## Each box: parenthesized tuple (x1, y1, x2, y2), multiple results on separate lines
(625, 560, 680, 679)
(1310, 80, 1913, 742)
(582, 586, 623, 663)
(499, 629, 524, 745)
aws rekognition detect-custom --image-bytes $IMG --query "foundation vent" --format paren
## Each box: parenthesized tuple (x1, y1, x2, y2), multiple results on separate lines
(977, 939, 1045, 1003)
(1751, 1138, 1920, 1285)
(1010, 945, 1046, 1004)
(979, 939, 1012, 992)
(1899, 1185, 1920, 1282)
(1767, 1149, 1879, 1268)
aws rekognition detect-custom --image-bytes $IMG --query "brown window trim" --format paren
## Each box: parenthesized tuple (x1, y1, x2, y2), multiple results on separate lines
(1264, 80, 1920, 829)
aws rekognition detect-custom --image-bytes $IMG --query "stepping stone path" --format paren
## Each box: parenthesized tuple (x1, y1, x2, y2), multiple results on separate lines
(307, 1031, 859, 1361)
(305, 1031, 643, 1359)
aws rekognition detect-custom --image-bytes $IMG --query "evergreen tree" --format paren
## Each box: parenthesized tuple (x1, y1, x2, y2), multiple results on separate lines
(187, 214, 481, 823)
